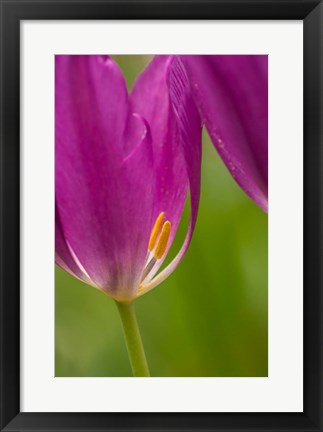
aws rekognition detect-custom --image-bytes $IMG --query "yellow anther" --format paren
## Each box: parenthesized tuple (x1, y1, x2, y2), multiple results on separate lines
(154, 221, 171, 259)
(148, 212, 165, 251)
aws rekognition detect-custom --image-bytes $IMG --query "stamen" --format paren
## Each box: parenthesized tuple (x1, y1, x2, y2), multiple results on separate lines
(148, 212, 165, 251)
(141, 257, 157, 282)
(154, 221, 171, 259)
(140, 214, 172, 288)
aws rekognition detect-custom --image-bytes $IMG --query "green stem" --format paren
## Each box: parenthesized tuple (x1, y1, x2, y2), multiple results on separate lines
(115, 301, 150, 377)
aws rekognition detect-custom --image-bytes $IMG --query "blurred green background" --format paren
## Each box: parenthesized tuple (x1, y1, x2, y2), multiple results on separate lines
(55, 56, 268, 377)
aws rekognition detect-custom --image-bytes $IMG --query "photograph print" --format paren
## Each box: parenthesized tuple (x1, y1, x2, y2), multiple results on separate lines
(55, 55, 268, 377)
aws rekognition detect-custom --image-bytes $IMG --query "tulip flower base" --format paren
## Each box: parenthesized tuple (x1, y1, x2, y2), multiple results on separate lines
(55, 55, 268, 377)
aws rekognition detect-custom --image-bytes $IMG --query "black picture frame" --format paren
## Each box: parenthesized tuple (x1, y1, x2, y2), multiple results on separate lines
(0, 1, 322, 431)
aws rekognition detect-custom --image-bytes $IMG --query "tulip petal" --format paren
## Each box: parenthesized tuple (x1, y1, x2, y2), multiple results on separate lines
(181, 55, 268, 212)
(55, 56, 154, 300)
(138, 56, 202, 294)
(130, 56, 190, 264)
(55, 205, 91, 283)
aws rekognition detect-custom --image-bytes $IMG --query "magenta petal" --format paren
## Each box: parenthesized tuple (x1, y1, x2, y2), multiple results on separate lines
(130, 56, 189, 253)
(139, 56, 202, 293)
(168, 57, 201, 229)
(55, 56, 154, 300)
(55, 206, 90, 283)
(181, 55, 268, 212)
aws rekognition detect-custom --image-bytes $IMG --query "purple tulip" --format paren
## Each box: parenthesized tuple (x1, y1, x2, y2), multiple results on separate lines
(55, 55, 201, 302)
(180, 55, 268, 212)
